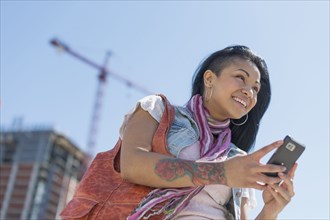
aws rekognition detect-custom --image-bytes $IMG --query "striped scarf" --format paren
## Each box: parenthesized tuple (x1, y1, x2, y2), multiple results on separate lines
(128, 95, 231, 220)
(187, 94, 231, 160)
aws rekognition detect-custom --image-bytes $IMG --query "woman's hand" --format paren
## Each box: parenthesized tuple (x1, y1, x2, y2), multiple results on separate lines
(224, 141, 287, 190)
(256, 163, 297, 219)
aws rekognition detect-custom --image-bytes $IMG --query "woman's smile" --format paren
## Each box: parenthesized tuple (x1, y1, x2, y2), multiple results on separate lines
(232, 96, 248, 109)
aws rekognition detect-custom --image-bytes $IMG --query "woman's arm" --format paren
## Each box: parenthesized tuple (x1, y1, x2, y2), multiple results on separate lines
(120, 106, 225, 188)
(120, 106, 287, 189)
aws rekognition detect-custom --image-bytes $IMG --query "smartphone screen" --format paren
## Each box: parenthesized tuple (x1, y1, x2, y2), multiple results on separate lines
(264, 136, 305, 177)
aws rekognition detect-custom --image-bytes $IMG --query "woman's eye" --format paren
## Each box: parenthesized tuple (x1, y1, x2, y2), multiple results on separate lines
(237, 75, 245, 81)
(253, 87, 260, 93)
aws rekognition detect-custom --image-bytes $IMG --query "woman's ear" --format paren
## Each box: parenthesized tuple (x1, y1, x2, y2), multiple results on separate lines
(203, 70, 216, 87)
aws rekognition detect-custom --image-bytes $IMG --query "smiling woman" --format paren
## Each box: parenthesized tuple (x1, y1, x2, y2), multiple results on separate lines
(202, 60, 261, 121)
(191, 46, 271, 152)
(61, 45, 296, 220)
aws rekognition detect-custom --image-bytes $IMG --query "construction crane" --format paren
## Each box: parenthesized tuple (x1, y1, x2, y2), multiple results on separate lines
(50, 38, 152, 161)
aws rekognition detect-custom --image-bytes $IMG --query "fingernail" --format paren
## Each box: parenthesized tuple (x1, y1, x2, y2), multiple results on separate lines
(278, 173, 284, 177)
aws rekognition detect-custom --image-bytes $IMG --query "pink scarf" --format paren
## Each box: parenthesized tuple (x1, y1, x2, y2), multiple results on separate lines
(186, 94, 231, 160)
(128, 95, 231, 220)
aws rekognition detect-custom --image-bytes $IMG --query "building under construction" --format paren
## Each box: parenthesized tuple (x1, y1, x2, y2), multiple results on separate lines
(0, 127, 88, 219)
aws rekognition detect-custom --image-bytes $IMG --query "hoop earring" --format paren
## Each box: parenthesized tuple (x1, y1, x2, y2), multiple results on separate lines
(231, 114, 248, 126)
(205, 87, 213, 102)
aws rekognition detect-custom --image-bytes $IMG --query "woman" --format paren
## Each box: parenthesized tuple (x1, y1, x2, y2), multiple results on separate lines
(120, 45, 296, 219)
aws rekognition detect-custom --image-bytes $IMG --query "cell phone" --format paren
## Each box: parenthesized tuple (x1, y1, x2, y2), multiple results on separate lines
(264, 135, 305, 177)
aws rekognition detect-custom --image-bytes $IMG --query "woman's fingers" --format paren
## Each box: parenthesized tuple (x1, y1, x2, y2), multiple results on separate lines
(254, 173, 282, 185)
(279, 170, 296, 194)
(266, 185, 287, 204)
(225, 144, 295, 190)
(279, 163, 297, 193)
(266, 170, 296, 206)
(271, 180, 292, 202)
(250, 140, 283, 160)
(250, 182, 267, 191)
(253, 163, 287, 174)
(288, 163, 298, 179)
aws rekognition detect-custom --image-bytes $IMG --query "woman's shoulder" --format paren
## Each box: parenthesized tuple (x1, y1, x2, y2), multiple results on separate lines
(126, 94, 191, 124)
(139, 94, 165, 111)
(138, 95, 166, 122)
(119, 95, 166, 138)
(139, 94, 190, 121)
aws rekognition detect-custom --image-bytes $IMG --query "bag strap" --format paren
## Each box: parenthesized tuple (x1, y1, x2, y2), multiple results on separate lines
(151, 94, 175, 156)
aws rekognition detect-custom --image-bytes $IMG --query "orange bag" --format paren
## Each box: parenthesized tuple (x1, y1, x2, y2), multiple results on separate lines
(60, 95, 174, 220)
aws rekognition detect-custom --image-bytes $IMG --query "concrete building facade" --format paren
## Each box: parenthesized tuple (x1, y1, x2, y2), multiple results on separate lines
(0, 128, 87, 219)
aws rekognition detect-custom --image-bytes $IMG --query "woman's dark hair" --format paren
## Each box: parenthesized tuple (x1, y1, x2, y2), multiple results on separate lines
(191, 45, 271, 152)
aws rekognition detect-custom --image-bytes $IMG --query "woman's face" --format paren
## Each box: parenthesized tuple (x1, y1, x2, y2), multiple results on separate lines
(203, 58, 261, 121)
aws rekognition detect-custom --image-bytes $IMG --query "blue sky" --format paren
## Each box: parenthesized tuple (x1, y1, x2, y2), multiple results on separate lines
(1, 1, 329, 219)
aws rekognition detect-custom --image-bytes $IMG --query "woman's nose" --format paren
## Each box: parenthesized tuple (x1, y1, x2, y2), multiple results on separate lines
(242, 87, 253, 98)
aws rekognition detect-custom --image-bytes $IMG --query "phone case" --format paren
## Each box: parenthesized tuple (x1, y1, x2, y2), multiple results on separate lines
(264, 135, 305, 177)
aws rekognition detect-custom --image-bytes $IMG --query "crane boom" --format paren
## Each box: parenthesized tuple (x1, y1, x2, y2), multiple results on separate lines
(50, 38, 152, 159)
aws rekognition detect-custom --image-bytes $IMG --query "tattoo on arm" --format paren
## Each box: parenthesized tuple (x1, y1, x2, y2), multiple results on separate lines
(154, 158, 227, 186)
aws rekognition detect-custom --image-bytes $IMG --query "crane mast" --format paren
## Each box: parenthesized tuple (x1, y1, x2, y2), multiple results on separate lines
(86, 53, 110, 158)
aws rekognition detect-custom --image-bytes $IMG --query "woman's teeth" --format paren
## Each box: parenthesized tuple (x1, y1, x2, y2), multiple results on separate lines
(233, 97, 247, 108)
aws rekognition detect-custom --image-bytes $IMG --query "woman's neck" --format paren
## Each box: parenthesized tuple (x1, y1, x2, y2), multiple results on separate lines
(203, 105, 230, 131)
(203, 103, 229, 124)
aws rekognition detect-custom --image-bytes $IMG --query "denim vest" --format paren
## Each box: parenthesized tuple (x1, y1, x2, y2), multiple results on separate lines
(166, 106, 247, 220)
